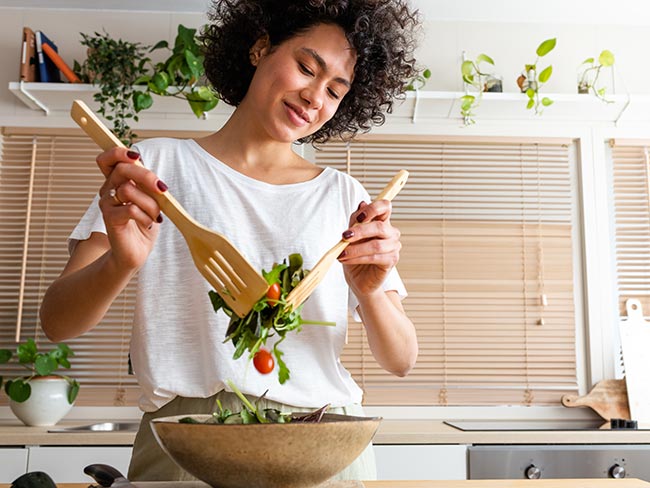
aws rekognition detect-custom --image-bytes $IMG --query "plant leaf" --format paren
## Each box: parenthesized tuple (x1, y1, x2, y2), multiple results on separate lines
(35, 354, 57, 376)
(538, 65, 553, 83)
(152, 72, 170, 92)
(526, 88, 535, 99)
(460, 95, 475, 111)
(184, 49, 201, 80)
(150, 40, 169, 52)
(581, 57, 595, 65)
(0, 349, 11, 364)
(599, 49, 615, 67)
(422, 68, 431, 79)
(541, 97, 554, 106)
(7, 379, 31, 403)
(196, 85, 215, 101)
(461, 60, 474, 77)
(476, 53, 495, 65)
(68, 379, 80, 404)
(526, 99, 535, 110)
(274, 347, 290, 384)
(536, 38, 557, 57)
(17, 339, 37, 364)
(134, 91, 154, 112)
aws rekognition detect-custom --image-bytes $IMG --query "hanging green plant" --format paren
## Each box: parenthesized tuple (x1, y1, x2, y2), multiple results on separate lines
(459, 53, 501, 125)
(134, 24, 219, 119)
(75, 31, 151, 145)
(577, 49, 615, 102)
(516, 38, 556, 115)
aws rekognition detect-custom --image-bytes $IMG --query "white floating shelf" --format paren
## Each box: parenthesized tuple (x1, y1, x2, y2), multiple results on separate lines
(8, 81, 650, 129)
(8, 81, 234, 130)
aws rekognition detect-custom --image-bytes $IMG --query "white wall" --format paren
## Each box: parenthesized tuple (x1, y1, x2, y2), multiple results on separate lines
(1, 0, 649, 125)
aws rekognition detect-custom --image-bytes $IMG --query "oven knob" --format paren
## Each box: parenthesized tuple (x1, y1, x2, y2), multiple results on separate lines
(609, 464, 626, 479)
(525, 465, 541, 479)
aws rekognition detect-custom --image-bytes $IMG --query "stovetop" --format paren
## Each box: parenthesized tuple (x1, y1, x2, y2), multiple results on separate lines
(444, 419, 649, 431)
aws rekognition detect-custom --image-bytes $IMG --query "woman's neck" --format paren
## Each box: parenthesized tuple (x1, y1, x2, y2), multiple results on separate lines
(194, 108, 322, 185)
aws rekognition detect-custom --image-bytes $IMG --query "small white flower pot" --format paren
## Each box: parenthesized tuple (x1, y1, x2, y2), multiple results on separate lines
(9, 376, 75, 426)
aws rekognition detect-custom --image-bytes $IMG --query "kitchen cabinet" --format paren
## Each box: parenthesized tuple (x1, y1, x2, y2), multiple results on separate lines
(0, 448, 28, 483)
(26, 446, 132, 483)
(374, 445, 467, 480)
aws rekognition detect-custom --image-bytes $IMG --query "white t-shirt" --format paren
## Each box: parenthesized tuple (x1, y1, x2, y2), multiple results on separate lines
(69, 138, 407, 412)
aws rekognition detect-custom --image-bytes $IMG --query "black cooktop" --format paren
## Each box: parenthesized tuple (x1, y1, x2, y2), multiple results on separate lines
(444, 419, 648, 431)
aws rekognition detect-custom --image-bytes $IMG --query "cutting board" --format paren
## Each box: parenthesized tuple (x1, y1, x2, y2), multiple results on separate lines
(620, 299, 650, 426)
(561, 379, 630, 421)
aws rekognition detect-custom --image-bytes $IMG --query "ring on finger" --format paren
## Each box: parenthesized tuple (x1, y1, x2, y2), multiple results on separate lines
(109, 187, 126, 206)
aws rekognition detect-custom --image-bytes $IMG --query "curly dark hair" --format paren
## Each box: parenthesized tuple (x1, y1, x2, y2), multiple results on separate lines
(201, 0, 420, 144)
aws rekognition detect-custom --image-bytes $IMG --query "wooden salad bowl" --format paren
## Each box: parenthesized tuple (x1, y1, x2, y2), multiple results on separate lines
(151, 413, 381, 488)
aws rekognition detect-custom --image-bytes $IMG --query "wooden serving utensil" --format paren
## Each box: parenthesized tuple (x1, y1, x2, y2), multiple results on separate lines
(284, 170, 409, 312)
(70, 100, 268, 318)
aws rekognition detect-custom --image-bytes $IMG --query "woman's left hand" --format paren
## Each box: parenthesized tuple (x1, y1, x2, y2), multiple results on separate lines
(338, 200, 401, 297)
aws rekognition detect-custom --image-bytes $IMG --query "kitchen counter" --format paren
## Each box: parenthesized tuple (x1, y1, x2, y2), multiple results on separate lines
(2, 419, 650, 446)
(2, 480, 650, 487)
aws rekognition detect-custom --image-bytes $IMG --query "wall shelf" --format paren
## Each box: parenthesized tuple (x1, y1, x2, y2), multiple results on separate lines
(7, 81, 234, 130)
(7, 81, 650, 129)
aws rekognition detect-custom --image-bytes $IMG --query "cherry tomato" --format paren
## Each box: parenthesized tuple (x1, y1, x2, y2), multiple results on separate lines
(253, 349, 274, 374)
(266, 282, 281, 305)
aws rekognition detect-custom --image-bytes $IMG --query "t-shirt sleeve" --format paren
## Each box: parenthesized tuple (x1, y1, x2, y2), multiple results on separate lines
(68, 194, 106, 255)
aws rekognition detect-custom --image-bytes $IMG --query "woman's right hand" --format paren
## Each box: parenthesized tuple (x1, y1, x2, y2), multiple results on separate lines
(96, 147, 168, 271)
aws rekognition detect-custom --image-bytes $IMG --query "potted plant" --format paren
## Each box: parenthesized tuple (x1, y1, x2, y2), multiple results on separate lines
(134, 24, 219, 119)
(516, 37, 556, 114)
(459, 52, 501, 125)
(0, 339, 80, 426)
(577, 49, 615, 102)
(74, 31, 151, 145)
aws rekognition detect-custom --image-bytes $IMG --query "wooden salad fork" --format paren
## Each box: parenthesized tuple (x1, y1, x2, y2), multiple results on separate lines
(284, 170, 409, 312)
(70, 100, 268, 318)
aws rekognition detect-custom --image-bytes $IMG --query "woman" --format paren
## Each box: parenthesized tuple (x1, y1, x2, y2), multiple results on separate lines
(40, 0, 420, 481)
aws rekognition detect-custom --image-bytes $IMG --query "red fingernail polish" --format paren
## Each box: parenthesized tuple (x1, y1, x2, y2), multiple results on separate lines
(156, 214, 163, 223)
(342, 230, 354, 239)
(126, 150, 140, 160)
(338, 251, 347, 259)
(156, 180, 168, 192)
(356, 212, 366, 223)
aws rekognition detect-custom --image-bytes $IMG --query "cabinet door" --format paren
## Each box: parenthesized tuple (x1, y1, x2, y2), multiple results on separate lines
(374, 444, 467, 480)
(0, 448, 29, 483)
(27, 446, 132, 482)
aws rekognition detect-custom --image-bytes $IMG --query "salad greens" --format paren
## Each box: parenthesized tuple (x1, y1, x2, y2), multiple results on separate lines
(178, 380, 330, 425)
(209, 253, 333, 384)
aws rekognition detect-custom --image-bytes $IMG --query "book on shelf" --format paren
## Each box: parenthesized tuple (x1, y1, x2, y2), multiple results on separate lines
(42, 41, 80, 83)
(20, 27, 37, 82)
(35, 30, 61, 83)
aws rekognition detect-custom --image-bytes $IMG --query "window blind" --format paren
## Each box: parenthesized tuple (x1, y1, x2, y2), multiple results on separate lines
(611, 142, 650, 315)
(0, 132, 139, 406)
(316, 136, 578, 405)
